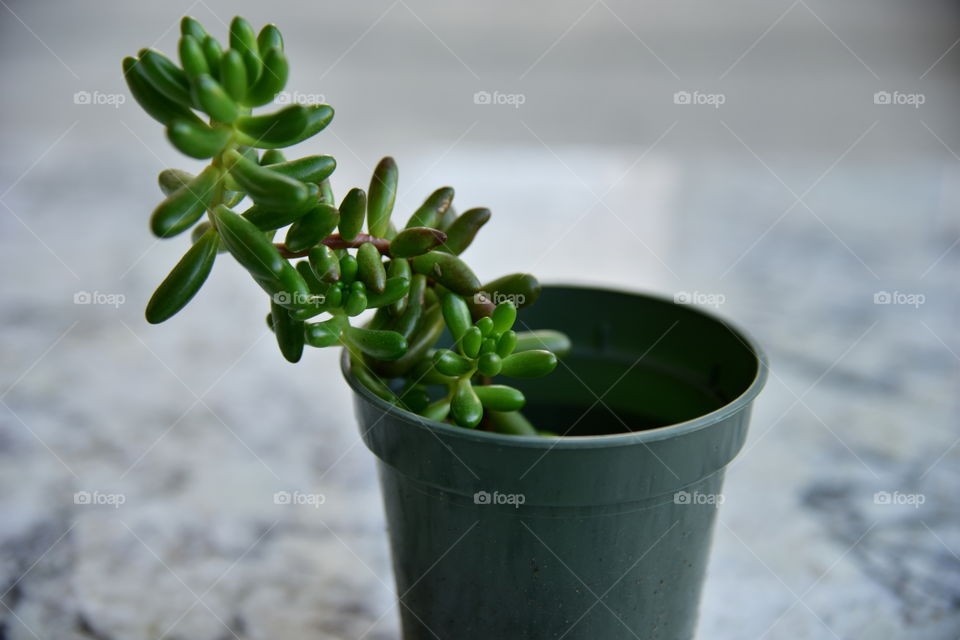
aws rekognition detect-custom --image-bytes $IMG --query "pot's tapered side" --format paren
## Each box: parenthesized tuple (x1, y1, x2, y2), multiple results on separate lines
(344, 285, 767, 640)
(376, 463, 729, 639)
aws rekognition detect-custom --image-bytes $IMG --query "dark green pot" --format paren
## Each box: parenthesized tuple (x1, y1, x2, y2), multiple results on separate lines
(342, 285, 767, 640)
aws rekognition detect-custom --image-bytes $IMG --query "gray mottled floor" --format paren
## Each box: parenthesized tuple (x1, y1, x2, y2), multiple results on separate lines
(2, 1, 959, 639)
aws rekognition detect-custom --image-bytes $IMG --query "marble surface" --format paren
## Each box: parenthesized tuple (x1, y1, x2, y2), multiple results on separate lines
(2, 1, 960, 639)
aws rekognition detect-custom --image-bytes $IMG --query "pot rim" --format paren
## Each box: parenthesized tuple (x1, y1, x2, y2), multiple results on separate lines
(341, 283, 768, 449)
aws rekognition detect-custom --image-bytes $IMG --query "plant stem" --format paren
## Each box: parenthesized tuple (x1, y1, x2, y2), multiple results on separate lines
(206, 139, 238, 230)
(276, 234, 391, 258)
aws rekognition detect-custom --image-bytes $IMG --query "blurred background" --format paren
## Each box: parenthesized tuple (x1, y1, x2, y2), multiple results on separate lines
(2, 0, 959, 638)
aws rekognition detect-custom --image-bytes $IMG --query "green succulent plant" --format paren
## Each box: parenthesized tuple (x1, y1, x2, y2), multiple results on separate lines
(124, 16, 570, 435)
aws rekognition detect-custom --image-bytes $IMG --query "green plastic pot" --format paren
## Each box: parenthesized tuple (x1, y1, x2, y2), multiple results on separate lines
(342, 285, 767, 639)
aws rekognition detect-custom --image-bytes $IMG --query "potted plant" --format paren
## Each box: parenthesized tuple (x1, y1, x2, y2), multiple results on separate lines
(123, 16, 767, 639)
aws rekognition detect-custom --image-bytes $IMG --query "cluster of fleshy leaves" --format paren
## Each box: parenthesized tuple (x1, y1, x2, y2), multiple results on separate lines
(124, 16, 571, 434)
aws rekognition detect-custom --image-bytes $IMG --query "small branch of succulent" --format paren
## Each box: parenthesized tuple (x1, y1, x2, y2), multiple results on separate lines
(125, 15, 571, 435)
(393, 294, 573, 433)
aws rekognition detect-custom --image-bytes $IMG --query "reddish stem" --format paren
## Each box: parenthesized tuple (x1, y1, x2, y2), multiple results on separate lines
(277, 233, 391, 258)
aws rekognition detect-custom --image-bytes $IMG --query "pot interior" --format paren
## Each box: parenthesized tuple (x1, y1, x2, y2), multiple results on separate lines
(515, 353, 724, 434)
(500, 286, 763, 435)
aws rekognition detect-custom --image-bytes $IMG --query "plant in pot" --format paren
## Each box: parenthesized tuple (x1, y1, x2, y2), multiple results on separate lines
(123, 16, 767, 640)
